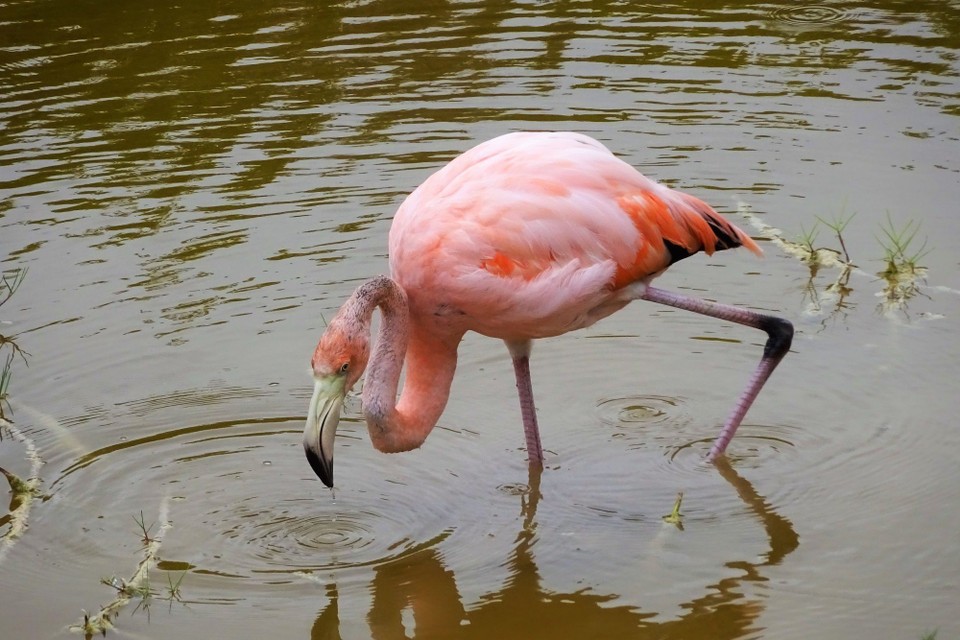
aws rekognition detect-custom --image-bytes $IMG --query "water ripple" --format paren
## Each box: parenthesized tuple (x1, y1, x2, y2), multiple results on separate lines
(48, 416, 459, 583)
(597, 394, 686, 428)
(768, 5, 851, 27)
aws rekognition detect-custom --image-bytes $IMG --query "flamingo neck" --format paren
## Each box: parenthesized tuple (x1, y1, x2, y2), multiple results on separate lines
(359, 277, 459, 453)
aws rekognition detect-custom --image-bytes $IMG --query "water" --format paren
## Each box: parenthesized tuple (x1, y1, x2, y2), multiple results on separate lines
(2, 1, 959, 638)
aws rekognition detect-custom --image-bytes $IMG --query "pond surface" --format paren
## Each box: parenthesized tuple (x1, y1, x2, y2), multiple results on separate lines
(2, 1, 959, 638)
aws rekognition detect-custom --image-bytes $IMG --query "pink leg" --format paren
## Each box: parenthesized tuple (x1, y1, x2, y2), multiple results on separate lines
(506, 340, 544, 464)
(640, 285, 793, 461)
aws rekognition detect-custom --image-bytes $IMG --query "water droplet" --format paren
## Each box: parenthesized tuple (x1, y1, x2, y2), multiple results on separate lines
(262, 460, 272, 466)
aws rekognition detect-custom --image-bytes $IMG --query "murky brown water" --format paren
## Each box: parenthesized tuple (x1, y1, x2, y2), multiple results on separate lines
(2, 1, 959, 638)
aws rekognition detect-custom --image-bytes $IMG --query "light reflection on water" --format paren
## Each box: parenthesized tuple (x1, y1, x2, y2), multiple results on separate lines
(1, 0, 959, 638)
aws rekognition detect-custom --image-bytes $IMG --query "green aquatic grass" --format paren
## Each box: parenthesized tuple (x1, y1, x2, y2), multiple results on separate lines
(0, 267, 28, 420)
(796, 221, 821, 262)
(662, 491, 685, 530)
(0, 352, 12, 420)
(0, 267, 27, 307)
(0, 418, 44, 564)
(877, 213, 929, 278)
(133, 510, 157, 547)
(875, 213, 929, 311)
(739, 201, 931, 316)
(815, 210, 856, 265)
(166, 571, 186, 602)
(71, 500, 178, 637)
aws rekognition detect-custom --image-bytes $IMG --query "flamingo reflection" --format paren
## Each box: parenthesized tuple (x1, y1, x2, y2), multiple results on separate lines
(311, 459, 797, 640)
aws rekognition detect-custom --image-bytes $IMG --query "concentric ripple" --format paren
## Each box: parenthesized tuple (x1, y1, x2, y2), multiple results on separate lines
(597, 394, 685, 428)
(221, 504, 380, 563)
(769, 5, 851, 27)
(592, 393, 807, 483)
(47, 415, 461, 588)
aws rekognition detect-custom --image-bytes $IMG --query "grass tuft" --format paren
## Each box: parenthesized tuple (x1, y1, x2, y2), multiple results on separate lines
(0, 419, 44, 564)
(133, 510, 156, 547)
(0, 268, 29, 420)
(71, 500, 178, 637)
(875, 213, 929, 311)
(662, 491, 685, 530)
(877, 213, 929, 278)
(737, 201, 931, 317)
(815, 210, 856, 265)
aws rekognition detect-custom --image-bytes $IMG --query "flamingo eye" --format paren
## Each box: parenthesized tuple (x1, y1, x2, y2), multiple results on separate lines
(339, 362, 350, 374)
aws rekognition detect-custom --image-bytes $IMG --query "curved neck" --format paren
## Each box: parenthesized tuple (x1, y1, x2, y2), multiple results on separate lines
(357, 277, 459, 453)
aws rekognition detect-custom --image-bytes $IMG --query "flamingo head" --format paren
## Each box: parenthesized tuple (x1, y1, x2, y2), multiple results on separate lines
(303, 320, 369, 487)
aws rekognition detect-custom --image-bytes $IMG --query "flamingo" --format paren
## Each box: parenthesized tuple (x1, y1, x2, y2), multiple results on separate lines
(304, 131, 793, 487)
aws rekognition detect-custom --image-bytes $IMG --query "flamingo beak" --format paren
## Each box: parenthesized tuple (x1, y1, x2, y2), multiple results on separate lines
(303, 376, 346, 487)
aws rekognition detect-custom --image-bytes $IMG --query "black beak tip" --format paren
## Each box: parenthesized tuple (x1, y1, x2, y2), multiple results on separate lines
(305, 446, 334, 488)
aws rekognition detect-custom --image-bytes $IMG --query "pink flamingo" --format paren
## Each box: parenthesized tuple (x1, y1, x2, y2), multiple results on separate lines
(304, 132, 793, 487)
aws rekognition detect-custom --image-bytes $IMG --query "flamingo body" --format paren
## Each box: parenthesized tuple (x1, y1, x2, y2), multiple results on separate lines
(389, 131, 759, 342)
(304, 131, 791, 487)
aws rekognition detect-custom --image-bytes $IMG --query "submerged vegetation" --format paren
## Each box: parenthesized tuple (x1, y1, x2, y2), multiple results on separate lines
(0, 267, 28, 420)
(0, 420, 43, 564)
(662, 491, 685, 530)
(0, 266, 189, 637)
(738, 202, 929, 320)
(0, 268, 39, 564)
(876, 214, 930, 308)
(72, 500, 185, 638)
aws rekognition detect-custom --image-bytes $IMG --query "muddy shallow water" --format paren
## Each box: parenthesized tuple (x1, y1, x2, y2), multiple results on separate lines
(2, 1, 959, 638)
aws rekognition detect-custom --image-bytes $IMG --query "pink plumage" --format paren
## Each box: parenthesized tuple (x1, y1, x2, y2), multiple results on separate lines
(389, 131, 760, 341)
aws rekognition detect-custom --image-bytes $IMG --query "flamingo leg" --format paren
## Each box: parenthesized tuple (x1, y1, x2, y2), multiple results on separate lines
(506, 340, 544, 464)
(640, 285, 794, 461)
